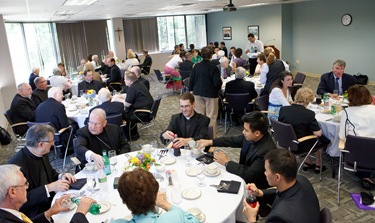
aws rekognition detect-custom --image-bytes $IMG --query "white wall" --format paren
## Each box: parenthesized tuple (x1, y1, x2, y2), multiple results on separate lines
(0, 15, 17, 126)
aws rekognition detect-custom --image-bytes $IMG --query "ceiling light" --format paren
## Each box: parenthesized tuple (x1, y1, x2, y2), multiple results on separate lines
(240, 3, 270, 8)
(160, 5, 184, 10)
(63, 0, 97, 6)
(54, 10, 80, 16)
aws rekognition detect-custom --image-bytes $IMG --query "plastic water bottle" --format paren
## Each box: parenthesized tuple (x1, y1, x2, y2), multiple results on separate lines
(71, 196, 101, 215)
(102, 150, 111, 175)
(98, 169, 108, 193)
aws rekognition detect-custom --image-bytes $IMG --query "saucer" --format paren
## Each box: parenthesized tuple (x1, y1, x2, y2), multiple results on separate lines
(82, 166, 98, 173)
(161, 157, 176, 165)
(186, 167, 203, 177)
(187, 208, 206, 222)
(203, 168, 221, 177)
(98, 201, 111, 214)
(141, 147, 155, 153)
(182, 188, 201, 200)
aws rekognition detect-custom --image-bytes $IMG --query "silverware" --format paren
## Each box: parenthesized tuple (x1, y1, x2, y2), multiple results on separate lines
(168, 175, 173, 186)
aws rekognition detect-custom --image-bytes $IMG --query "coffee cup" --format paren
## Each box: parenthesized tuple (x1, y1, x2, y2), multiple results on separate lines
(142, 144, 153, 153)
(155, 164, 166, 172)
(85, 162, 96, 171)
(191, 148, 200, 155)
(188, 207, 202, 218)
(205, 163, 218, 174)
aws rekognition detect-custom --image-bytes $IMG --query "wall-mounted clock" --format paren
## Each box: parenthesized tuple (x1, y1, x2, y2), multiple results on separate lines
(341, 14, 352, 26)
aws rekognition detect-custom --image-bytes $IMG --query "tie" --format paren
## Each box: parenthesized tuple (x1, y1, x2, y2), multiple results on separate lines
(334, 77, 339, 91)
(223, 69, 227, 78)
(20, 212, 33, 223)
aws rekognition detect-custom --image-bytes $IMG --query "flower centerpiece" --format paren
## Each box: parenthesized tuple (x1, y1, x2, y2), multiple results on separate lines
(127, 152, 158, 171)
(84, 89, 96, 106)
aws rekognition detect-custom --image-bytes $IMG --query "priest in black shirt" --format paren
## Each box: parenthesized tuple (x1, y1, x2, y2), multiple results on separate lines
(160, 92, 210, 148)
(77, 70, 103, 96)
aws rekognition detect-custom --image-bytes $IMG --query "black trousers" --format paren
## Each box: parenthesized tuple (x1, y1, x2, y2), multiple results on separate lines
(249, 58, 258, 75)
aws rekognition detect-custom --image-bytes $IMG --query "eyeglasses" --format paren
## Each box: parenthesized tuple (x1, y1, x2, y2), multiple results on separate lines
(12, 181, 29, 188)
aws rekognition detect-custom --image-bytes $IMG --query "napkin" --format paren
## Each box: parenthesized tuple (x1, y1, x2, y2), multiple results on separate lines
(69, 178, 87, 190)
(217, 180, 241, 194)
(196, 153, 214, 164)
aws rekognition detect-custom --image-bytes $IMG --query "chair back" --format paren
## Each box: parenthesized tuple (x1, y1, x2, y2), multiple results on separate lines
(180, 70, 191, 80)
(294, 72, 306, 85)
(4, 110, 14, 126)
(270, 119, 299, 152)
(109, 82, 122, 92)
(154, 69, 163, 81)
(289, 84, 303, 101)
(150, 97, 162, 120)
(106, 113, 123, 126)
(225, 93, 251, 113)
(256, 94, 269, 111)
(182, 78, 190, 91)
(320, 208, 333, 223)
(344, 135, 375, 170)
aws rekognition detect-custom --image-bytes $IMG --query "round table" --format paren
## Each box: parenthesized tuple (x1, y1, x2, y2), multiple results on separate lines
(52, 149, 245, 223)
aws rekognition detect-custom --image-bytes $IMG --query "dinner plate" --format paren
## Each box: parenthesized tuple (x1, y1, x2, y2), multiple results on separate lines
(141, 147, 155, 153)
(98, 201, 111, 214)
(187, 208, 206, 222)
(182, 188, 202, 200)
(203, 168, 221, 177)
(161, 157, 176, 165)
(185, 167, 203, 177)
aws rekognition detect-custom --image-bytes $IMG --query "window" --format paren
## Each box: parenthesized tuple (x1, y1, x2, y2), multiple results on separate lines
(157, 15, 206, 52)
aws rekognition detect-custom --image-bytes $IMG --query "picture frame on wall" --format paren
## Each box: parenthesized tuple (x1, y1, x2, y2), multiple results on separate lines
(248, 25, 259, 39)
(222, 27, 232, 40)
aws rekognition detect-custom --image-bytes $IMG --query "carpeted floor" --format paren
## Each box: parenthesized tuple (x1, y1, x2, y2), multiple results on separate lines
(1, 73, 374, 222)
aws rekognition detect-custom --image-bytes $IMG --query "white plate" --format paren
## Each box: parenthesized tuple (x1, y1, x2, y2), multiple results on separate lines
(185, 167, 203, 177)
(141, 148, 155, 153)
(203, 168, 221, 177)
(82, 166, 98, 173)
(187, 208, 206, 222)
(98, 201, 111, 214)
(68, 107, 78, 111)
(161, 157, 176, 165)
(182, 188, 202, 200)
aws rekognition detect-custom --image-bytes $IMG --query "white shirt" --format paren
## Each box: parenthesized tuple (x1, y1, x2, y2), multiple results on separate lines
(269, 87, 292, 106)
(166, 55, 182, 68)
(339, 104, 375, 141)
(259, 64, 269, 84)
(49, 75, 69, 89)
(245, 40, 264, 58)
(123, 58, 139, 71)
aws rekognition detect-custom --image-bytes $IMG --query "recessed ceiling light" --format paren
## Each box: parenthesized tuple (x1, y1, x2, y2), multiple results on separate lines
(63, 0, 97, 6)
(240, 3, 270, 8)
(160, 5, 184, 10)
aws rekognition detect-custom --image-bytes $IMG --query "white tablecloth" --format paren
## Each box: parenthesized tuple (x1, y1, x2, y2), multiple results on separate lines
(63, 98, 94, 128)
(222, 76, 264, 96)
(52, 149, 245, 223)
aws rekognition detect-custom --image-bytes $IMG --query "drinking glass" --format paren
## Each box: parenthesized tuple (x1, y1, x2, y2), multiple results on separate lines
(196, 166, 206, 187)
(61, 195, 73, 208)
(332, 90, 339, 99)
(86, 174, 97, 196)
(171, 184, 182, 206)
(108, 150, 117, 172)
(315, 95, 322, 105)
(183, 146, 192, 167)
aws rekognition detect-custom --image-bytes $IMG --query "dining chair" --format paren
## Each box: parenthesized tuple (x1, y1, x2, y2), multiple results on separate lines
(154, 69, 172, 85)
(270, 119, 325, 180)
(223, 93, 253, 134)
(3, 110, 28, 151)
(27, 122, 73, 170)
(337, 135, 375, 205)
(179, 70, 191, 81)
(181, 77, 190, 95)
(108, 82, 123, 92)
(320, 208, 333, 223)
(255, 94, 269, 111)
(294, 72, 306, 85)
(106, 113, 126, 127)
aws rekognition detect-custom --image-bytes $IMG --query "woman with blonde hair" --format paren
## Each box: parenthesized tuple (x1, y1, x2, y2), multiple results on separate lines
(278, 87, 330, 173)
(123, 50, 140, 71)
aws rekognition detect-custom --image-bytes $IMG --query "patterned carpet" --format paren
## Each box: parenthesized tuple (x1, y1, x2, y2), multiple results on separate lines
(1, 73, 374, 222)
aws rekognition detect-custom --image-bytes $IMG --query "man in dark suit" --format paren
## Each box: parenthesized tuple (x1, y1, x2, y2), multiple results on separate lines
(225, 67, 258, 101)
(9, 83, 36, 136)
(75, 108, 130, 168)
(28, 67, 40, 90)
(35, 87, 78, 157)
(106, 58, 122, 90)
(32, 77, 50, 107)
(140, 50, 152, 75)
(89, 88, 124, 117)
(197, 111, 276, 189)
(243, 149, 320, 223)
(179, 52, 194, 80)
(160, 92, 210, 148)
(217, 57, 232, 79)
(123, 72, 154, 140)
(121, 66, 150, 93)
(0, 164, 95, 223)
(317, 59, 356, 97)
(8, 124, 77, 218)
(78, 70, 103, 96)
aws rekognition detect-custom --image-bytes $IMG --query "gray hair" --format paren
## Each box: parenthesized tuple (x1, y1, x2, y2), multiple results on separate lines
(98, 88, 111, 103)
(52, 68, 62, 76)
(31, 67, 40, 73)
(130, 66, 141, 77)
(34, 76, 45, 85)
(92, 55, 98, 60)
(90, 108, 107, 120)
(47, 87, 61, 98)
(333, 59, 346, 68)
(17, 82, 28, 91)
(26, 124, 55, 148)
(125, 71, 138, 82)
(220, 57, 228, 64)
(0, 164, 22, 203)
(217, 50, 225, 59)
(235, 67, 246, 79)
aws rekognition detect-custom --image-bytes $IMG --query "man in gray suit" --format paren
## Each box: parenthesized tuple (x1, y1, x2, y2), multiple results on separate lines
(217, 57, 232, 79)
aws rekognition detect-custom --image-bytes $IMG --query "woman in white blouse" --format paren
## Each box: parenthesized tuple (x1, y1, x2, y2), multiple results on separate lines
(123, 51, 139, 71)
(268, 71, 293, 120)
(339, 85, 375, 188)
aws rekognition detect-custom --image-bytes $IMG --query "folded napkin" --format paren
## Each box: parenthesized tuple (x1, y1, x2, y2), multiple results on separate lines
(69, 178, 87, 190)
(217, 180, 241, 194)
(196, 153, 214, 164)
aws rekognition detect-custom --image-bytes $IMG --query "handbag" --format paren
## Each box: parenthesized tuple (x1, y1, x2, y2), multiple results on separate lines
(0, 126, 12, 145)
(353, 73, 368, 85)
(360, 191, 374, 205)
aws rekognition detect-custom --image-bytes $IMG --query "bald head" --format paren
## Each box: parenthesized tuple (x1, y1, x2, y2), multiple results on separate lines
(17, 83, 32, 98)
(48, 87, 63, 102)
(130, 66, 141, 78)
(98, 88, 111, 103)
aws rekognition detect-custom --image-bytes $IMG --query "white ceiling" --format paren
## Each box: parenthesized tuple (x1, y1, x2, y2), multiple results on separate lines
(0, 0, 312, 22)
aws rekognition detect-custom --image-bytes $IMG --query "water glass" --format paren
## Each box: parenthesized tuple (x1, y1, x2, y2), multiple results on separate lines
(108, 150, 117, 172)
(61, 195, 73, 208)
(171, 184, 182, 206)
(86, 174, 97, 196)
(183, 146, 192, 167)
(196, 166, 206, 187)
